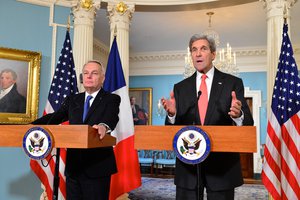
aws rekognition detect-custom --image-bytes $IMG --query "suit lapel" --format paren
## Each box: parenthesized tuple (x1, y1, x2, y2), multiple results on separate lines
(72, 93, 85, 119)
(205, 69, 225, 124)
(189, 73, 199, 124)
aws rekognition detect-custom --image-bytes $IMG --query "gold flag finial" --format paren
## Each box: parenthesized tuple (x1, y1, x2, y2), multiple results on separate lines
(283, 5, 287, 24)
(114, 25, 117, 37)
(67, 15, 71, 32)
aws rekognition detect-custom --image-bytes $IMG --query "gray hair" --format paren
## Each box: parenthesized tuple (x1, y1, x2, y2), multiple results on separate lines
(82, 60, 105, 75)
(189, 34, 217, 53)
(0, 68, 17, 80)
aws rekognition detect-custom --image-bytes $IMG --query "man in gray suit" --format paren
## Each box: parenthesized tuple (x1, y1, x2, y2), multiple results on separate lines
(0, 68, 26, 113)
(161, 34, 254, 200)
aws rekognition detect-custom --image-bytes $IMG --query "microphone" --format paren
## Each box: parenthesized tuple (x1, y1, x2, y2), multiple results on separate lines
(193, 90, 202, 125)
(197, 90, 202, 101)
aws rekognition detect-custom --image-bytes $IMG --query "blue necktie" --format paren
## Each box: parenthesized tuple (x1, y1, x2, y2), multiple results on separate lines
(83, 95, 93, 122)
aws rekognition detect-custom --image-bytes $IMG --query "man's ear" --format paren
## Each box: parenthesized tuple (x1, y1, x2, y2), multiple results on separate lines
(212, 51, 216, 61)
(80, 73, 83, 83)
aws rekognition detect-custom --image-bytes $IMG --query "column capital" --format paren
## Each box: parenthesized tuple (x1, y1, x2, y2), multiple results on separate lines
(74, 0, 101, 10)
(107, 1, 135, 31)
(261, 0, 296, 17)
(72, 0, 101, 27)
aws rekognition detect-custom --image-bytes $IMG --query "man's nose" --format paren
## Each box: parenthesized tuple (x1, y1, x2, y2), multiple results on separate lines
(193, 49, 201, 56)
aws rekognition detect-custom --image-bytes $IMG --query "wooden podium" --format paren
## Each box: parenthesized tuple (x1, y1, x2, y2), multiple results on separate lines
(134, 125, 256, 153)
(0, 125, 116, 148)
(0, 125, 116, 200)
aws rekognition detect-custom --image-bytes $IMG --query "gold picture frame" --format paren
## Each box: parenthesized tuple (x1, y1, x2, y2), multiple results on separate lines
(129, 87, 152, 125)
(0, 47, 41, 124)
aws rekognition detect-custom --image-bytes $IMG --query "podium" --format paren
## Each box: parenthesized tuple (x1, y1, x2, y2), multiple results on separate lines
(134, 125, 256, 153)
(0, 125, 116, 148)
(0, 124, 116, 200)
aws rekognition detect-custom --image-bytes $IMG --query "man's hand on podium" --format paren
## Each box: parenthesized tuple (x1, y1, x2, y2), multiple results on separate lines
(92, 124, 108, 140)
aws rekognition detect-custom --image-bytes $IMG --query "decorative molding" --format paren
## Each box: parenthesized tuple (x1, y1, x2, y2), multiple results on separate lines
(109, 0, 216, 6)
(107, 1, 135, 29)
(244, 87, 262, 174)
(93, 38, 109, 57)
(260, 0, 297, 11)
(128, 45, 300, 76)
(17, 0, 78, 7)
(130, 51, 184, 61)
(130, 47, 268, 62)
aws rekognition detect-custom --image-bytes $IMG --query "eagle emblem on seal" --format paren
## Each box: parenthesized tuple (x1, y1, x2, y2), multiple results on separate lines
(180, 133, 201, 155)
(28, 132, 45, 153)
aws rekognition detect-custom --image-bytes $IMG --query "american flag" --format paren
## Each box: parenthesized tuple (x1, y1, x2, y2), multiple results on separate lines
(261, 23, 300, 200)
(30, 30, 78, 200)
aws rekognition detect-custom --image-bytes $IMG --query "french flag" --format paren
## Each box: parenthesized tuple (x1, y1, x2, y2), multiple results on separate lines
(103, 36, 142, 200)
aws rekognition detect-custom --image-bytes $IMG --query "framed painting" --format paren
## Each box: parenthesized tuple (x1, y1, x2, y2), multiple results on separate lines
(0, 47, 41, 124)
(129, 87, 152, 125)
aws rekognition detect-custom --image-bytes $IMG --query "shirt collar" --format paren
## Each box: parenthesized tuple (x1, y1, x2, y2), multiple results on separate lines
(85, 88, 101, 100)
(196, 66, 215, 80)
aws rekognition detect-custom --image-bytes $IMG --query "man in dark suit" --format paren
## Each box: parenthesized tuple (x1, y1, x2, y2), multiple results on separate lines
(32, 60, 121, 200)
(161, 34, 254, 200)
(0, 69, 26, 113)
(130, 96, 148, 125)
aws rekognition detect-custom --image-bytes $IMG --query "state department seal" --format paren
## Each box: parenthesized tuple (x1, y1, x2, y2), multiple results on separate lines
(22, 127, 53, 160)
(173, 126, 211, 164)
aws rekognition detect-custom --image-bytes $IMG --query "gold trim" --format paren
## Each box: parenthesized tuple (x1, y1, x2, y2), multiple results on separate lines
(0, 47, 41, 124)
(116, 1, 128, 14)
(80, 0, 93, 10)
(129, 88, 152, 125)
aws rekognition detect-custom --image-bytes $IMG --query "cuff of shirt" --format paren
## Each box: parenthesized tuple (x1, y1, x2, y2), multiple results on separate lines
(232, 110, 244, 126)
(167, 114, 176, 124)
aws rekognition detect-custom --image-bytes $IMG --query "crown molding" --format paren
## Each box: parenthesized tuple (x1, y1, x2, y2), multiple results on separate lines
(128, 45, 300, 76)
(93, 38, 109, 57)
(129, 46, 268, 76)
(17, 0, 77, 7)
(130, 46, 268, 62)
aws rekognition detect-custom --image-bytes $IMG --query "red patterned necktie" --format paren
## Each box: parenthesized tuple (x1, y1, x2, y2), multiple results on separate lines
(198, 74, 208, 125)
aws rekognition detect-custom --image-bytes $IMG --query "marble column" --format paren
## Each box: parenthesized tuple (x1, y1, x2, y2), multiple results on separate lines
(261, 0, 297, 115)
(72, 0, 101, 92)
(107, 1, 135, 85)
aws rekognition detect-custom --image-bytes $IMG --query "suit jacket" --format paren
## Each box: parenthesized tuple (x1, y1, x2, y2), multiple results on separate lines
(168, 68, 254, 191)
(32, 89, 120, 178)
(132, 104, 140, 125)
(0, 84, 26, 113)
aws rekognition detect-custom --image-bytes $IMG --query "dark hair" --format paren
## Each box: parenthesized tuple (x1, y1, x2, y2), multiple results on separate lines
(189, 34, 217, 53)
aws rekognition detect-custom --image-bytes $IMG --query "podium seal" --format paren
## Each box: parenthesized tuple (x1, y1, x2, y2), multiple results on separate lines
(22, 127, 53, 160)
(173, 126, 211, 165)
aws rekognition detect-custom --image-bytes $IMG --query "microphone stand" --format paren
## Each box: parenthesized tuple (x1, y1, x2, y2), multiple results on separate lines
(53, 148, 60, 200)
(195, 90, 202, 200)
(45, 112, 61, 200)
(49, 103, 68, 200)
(33, 101, 68, 200)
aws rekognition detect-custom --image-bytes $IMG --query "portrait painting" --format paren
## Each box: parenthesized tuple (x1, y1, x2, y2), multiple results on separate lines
(0, 47, 41, 124)
(129, 88, 152, 125)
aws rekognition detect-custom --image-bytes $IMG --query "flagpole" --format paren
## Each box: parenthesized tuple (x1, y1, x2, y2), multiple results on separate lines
(52, 16, 71, 200)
